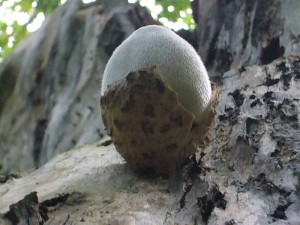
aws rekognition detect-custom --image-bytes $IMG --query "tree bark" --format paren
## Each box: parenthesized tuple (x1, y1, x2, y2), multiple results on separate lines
(0, 0, 155, 174)
(197, 0, 300, 80)
(0, 0, 300, 224)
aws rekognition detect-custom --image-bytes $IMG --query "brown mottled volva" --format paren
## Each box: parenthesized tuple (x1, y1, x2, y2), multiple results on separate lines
(100, 68, 218, 177)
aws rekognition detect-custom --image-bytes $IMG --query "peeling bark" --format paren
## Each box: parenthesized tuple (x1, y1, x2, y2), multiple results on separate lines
(197, 0, 300, 79)
(196, 55, 300, 225)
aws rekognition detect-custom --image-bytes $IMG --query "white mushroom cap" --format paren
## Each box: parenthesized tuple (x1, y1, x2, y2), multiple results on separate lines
(101, 25, 211, 123)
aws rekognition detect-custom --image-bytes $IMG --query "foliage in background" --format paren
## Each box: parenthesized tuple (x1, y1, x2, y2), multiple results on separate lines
(155, 0, 195, 30)
(0, 0, 62, 61)
(0, 0, 194, 62)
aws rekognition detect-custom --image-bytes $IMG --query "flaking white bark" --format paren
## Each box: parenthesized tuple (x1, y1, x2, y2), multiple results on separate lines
(1, 56, 299, 225)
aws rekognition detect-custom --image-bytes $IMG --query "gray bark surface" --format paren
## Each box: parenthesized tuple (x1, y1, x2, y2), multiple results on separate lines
(197, 0, 300, 79)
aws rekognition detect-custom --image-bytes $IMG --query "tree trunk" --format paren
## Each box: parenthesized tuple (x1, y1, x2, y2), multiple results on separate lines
(197, 0, 300, 80)
(0, 0, 300, 224)
(0, 0, 155, 174)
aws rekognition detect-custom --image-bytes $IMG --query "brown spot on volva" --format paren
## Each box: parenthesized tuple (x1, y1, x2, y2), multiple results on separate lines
(131, 139, 137, 147)
(139, 70, 149, 77)
(144, 104, 155, 117)
(141, 121, 154, 134)
(160, 124, 171, 133)
(169, 112, 183, 126)
(121, 94, 135, 112)
(100, 89, 117, 108)
(132, 83, 146, 91)
(114, 119, 124, 130)
(166, 143, 178, 151)
(142, 152, 154, 160)
(191, 122, 199, 131)
(126, 72, 135, 83)
(155, 78, 165, 93)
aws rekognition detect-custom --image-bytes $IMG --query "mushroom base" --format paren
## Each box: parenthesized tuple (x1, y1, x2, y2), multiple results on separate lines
(100, 68, 218, 177)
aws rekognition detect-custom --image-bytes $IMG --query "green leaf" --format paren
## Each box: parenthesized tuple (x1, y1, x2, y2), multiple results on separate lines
(36, 0, 60, 14)
(153, 0, 195, 29)
(19, 0, 34, 12)
(0, 34, 9, 47)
